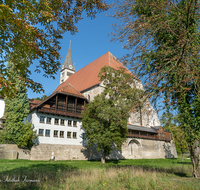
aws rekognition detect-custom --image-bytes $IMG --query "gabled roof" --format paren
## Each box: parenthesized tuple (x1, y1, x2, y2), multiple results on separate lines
(30, 83, 87, 110)
(56, 83, 85, 98)
(54, 51, 136, 93)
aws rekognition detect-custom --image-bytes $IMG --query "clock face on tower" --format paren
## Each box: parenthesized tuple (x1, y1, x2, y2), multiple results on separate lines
(69, 65, 72, 69)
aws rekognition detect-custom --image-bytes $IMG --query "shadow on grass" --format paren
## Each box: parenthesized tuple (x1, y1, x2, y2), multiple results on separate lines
(0, 162, 78, 190)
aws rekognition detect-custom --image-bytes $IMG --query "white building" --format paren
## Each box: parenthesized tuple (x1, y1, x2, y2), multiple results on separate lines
(0, 93, 5, 129)
(28, 83, 88, 146)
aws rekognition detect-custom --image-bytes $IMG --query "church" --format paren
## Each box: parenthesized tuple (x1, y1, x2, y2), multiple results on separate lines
(0, 45, 177, 160)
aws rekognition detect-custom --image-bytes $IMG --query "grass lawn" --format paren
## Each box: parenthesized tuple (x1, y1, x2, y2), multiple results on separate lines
(0, 158, 199, 190)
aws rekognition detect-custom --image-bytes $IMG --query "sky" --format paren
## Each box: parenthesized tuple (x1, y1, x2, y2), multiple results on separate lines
(27, 1, 165, 119)
(28, 0, 127, 99)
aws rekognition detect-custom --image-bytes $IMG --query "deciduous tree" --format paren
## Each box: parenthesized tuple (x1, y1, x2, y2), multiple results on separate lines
(112, 0, 200, 177)
(81, 66, 144, 163)
(161, 111, 188, 160)
(0, 0, 108, 97)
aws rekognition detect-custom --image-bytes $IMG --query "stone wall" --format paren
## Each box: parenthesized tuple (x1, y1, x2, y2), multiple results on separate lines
(0, 139, 177, 160)
(122, 138, 177, 159)
(0, 144, 31, 159)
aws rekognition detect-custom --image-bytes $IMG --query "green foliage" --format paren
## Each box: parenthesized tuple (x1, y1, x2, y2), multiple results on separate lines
(82, 66, 144, 162)
(82, 94, 129, 156)
(112, 0, 200, 177)
(171, 125, 188, 156)
(160, 111, 177, 133)
(160, 111, 188, 155)
(0, 63, 37, 149)
(0, 0, 108, 97)
(32, 95, 48, 101)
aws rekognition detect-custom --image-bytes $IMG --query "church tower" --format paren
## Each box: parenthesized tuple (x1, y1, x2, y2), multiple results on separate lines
(60, 42, 75, 84)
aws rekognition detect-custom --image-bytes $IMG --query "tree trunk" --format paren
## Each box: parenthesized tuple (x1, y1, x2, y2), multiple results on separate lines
(190, 140, 200, 178)
(181, 147, 184, 161)
(101, 151, 105, 164)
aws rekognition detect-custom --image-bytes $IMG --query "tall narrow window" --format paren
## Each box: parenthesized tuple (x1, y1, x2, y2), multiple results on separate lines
(54, 130, 58, 137)
(88, 94, 90, 101)
(38, 129, 44, 136)
(45, 129, 50, 137)
(40, 116, 45, 123)
(61, 119, 65, 126)
(73, 121, 77, 127)
(46, 117, 51, 124)
(73, 132, 77, 139)
(54, 118, 59, 125)
(60, 131, 64, 138)
(67, 131, 71, 138)
(68, 120, 72, 127)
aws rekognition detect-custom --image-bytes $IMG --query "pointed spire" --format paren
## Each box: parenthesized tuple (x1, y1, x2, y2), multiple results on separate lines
(63, 41, 75, 71)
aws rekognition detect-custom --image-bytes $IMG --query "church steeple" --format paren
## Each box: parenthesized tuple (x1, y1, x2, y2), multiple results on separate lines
(60, 42, 75, 84)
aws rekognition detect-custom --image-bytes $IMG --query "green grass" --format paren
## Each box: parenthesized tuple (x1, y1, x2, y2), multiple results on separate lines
(0, 158, 199, 190)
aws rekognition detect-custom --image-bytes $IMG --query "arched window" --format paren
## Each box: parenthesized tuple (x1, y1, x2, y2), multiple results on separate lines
(88, 94, 90, 101)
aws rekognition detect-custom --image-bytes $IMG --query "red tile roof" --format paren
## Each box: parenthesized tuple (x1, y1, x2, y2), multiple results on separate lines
(30, 83, 87, 111)
(56, 83, 86, 99)
(54, 52, 135, 93)
(29, 99, 42, 109)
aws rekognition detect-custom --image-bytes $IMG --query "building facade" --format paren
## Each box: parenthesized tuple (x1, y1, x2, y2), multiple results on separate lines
(0, 46, 177, 160)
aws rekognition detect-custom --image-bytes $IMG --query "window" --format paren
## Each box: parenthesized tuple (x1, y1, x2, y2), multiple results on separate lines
(73, 121, 77, 127)
(54, 130, 58, 137)
(38, 129, 44, 136)
(45, 129, 50, 137)
(46, 117, 51, 124)
(40, 116, 45, 123)
(61, 119, 65, 126)
(62, 72, 64, 77)
(54, 118, 59, 125)
(73, 132, 77, 139)
(67, 72, 72, 76)
(60, 131, 64, 138)
(88, 94, 90, 101)
(68, 120, 72, 127)
(67, 131, 71, 138)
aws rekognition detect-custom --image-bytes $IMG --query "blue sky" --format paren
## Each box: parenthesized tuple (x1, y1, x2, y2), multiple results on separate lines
(27, 1, 165, 119)
(28, 0, 128, 99)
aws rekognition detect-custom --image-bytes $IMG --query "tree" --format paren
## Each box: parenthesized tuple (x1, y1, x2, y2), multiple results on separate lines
(161, 111, 188, 161)
(81, 66, 144, 163)
(160, 111, 178, 133)
(112, 0, 200, 177)
(0, 0, 108, 97)
(0, 63, 37, 149)
(171, 125, 188, 161)
(32, 95, 48, 101)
